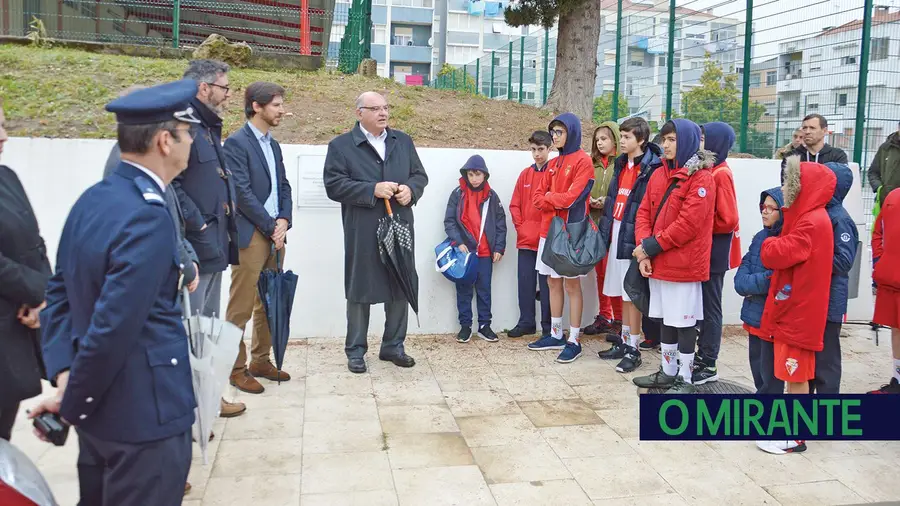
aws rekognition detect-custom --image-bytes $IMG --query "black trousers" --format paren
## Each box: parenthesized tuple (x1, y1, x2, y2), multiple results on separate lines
(698, 272, 725, 361)
(643, 315, 660, 342)
(810, 322, 842, 394)
(345, 300, 408, 359)
(748, 334, 784, 394)
(76, 429, 191, 506)
(516, 249, 551, 334)
(0, 402, 19, 441)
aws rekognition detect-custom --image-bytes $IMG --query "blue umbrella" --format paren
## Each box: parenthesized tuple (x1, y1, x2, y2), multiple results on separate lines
(257, 246, 298, 384)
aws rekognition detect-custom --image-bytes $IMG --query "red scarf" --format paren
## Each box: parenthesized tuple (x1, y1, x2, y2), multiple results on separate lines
(460, 177, 492, 257)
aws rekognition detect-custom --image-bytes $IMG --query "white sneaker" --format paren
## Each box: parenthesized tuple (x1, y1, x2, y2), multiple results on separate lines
(756, 440, 807, 455)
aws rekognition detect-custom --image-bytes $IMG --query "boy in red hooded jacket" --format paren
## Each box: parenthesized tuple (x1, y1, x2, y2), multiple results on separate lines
(757, 156, 835, 455)
(869, 188, 900, 394)
(527, 112, 595, 364)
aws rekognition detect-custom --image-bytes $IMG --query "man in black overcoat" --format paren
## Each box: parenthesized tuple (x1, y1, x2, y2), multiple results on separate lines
(323, 91, 429, 373)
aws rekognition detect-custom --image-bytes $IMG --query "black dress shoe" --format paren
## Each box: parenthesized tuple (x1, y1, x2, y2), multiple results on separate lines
(348, 357, 367, 374)
(379, 353, 416, 368)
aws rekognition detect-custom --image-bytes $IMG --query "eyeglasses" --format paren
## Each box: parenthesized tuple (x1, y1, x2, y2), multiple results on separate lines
(359, 105, 391, 112)
(209, 83, 230, 93)
(550, 128, 565, 137)
(760, 204, 779, 213)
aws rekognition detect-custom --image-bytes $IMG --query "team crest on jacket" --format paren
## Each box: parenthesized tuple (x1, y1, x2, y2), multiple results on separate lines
(698, 187, 707, 198)
(565, 166, 571, 176)
(785, 358, 799, 376)
(840, 232, 851, 243)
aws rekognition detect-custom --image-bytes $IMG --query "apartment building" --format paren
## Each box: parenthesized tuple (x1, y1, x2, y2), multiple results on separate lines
(774, 6, 899, 163)
(747, 57, 779, 133)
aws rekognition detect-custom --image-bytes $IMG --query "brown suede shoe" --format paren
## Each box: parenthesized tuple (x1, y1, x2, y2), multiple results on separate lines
(230, 370, 265, 394)
(249, 361, 292, 382)
(184, 482, 192, 495)
(219, 398, 247, 418)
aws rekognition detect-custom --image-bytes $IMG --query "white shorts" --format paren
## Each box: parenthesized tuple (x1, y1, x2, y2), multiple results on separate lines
(602, 220, 632, 302)
(535, 237, 588, 280)
(648, 278, 704, 328)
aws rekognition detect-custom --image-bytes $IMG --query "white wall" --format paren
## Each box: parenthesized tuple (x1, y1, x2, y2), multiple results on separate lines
(5, 137, 874, 338)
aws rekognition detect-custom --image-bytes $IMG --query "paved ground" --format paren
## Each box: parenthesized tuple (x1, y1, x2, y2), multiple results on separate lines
(11, 325, 900, 505)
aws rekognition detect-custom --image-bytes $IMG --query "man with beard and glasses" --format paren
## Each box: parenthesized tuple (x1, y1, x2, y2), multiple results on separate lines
(223, 81, 294, 386)
(174, 59, 247, 415)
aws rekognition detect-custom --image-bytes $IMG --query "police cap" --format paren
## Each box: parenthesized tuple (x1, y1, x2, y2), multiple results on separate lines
(105, 80, 201, 125)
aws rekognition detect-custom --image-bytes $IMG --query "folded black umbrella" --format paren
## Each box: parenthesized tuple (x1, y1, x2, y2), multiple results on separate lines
(376, 198, 420, 325)
(623, 258, 650, 316)
(257, 247, 298, 384)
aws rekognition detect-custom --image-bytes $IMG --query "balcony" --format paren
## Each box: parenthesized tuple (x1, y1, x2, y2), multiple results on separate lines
(776, 74, 803, 94)
(391, 44, 433, 63)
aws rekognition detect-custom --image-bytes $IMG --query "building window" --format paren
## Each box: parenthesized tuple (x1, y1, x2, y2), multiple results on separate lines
(604, 50, 615, 66)
(393, 26, 413, 46)
(871, 37, 890, 61)
(750, 73, 760, 88)
(372, 24, 386, 45)
(840, 55, 857, 66)
(766, 71, 776, 86)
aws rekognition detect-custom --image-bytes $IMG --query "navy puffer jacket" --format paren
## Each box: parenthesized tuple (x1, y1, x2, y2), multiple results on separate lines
(734, 187, 783, 331)
(823, 162, 859, 322)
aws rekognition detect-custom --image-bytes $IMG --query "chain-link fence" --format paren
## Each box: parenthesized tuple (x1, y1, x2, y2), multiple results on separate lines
(431, 1, 898, 223)
(1, 0, 339, 57)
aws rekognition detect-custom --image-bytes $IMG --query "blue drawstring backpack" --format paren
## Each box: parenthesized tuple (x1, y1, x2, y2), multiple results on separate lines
(435, 200, 488, 285)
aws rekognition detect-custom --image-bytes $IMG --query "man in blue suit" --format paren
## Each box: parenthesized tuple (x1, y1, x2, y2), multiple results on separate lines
(31, 80, 199, 505)
(223, 81, 293, 391)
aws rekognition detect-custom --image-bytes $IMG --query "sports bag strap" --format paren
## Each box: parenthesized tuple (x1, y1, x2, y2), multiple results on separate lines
(477, 199, 489, 246)
(653, 179, 679, 225)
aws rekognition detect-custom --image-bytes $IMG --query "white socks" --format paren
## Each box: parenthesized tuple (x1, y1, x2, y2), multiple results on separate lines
(568, 326, 581, 344)
(661, 343, 678, 376)
(621, 324, 631, 341)
(628, 334, 641, 349)
(678, 352, 695, 383)
(551, 317, 563, 340)
(893, 358, 900, 382)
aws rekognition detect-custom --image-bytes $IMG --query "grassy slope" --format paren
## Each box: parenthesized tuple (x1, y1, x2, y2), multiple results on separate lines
(0, 44, 599, 150)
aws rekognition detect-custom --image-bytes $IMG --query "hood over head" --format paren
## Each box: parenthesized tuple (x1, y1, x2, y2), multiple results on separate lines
(549, 112, 583, 155)
(781, 155, 836, 215)
(459, 154, 490, 179)
(702, 121, 735, 166)
(760, 186, 785, 234)
(667, 118, 702, 169)
(592, 121, 620, 163)
(823, 162, 853, 206)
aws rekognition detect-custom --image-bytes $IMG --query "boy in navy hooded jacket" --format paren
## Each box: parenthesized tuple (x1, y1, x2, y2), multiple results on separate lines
(444, 155, 507, 343)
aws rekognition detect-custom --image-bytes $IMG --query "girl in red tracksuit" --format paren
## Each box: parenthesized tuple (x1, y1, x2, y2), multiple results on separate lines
(870, 187, 900, 394)
(757, 156, 835, 455)
(508, 131, 553, 339)
(631, 119, 716, 394)
(527, 112, 594, 364)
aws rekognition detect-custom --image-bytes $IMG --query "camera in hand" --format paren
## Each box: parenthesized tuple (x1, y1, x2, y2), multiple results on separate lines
(32, 412, 70, 446)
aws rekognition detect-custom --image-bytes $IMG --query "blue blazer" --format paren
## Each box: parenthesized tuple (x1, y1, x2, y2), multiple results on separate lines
(40, 162, 196, 444)
(223, 123, 293, 249)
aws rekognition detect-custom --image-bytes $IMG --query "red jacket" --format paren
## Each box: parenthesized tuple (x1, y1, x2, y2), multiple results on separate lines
(711, 163, 742, 270)
(635, 150, 717, 282)
(873, 188, 900, 290)
(510, 163, 548, 250)
(533, 151, 594, 238)
(760, 158, 836, 351)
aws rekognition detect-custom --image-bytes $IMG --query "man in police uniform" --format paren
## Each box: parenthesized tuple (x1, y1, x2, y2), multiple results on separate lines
(30, 80, 200, 506)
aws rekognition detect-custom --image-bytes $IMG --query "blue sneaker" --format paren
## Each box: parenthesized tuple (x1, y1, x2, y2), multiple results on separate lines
(527, 335, 566, 351)
(556, 341, 582, 363)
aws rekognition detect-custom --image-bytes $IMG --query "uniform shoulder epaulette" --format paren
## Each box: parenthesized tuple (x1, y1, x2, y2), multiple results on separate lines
(133, 176, 166, 206)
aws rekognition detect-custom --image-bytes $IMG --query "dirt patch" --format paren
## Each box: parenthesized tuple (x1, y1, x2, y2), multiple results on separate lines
(0, 45, 598, 150)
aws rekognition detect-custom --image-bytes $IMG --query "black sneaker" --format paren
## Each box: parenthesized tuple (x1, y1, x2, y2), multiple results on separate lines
(606, 332, 623, 344)
(615, 346, 642, 373)
(478, 325, 499, 342)
(506, 325, 536, 338)
(692, 366, 719, 385)
(583, 315, 613, 335)
(639, 338, 660, 351)
(457, 327, 472, 343)
(869, 377, 900, 394)
(598, 343, 626, 360)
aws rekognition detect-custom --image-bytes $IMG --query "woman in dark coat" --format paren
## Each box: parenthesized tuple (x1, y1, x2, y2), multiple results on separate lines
(0, 106, 52, 440)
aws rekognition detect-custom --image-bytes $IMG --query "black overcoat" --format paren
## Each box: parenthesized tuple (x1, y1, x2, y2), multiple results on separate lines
(0, 165, 51, 407)
(323, 124, 429, 303)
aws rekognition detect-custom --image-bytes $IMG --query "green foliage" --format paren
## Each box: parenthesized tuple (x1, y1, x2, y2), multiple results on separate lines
(744, 129, 775, 158)
(592, 92, 629, 123)
(504, 0, 587, 28)
(436, 63, 477, 94)
(26, 16, 52, 49)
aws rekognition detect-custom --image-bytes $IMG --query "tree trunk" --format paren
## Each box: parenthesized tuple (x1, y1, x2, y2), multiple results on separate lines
(544, 0, 603, 123)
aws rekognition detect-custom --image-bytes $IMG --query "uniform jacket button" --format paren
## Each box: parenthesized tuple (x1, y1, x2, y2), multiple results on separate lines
(86, 397, 93, 403)
(79, 414, 87, 420)
(171, 358, 178, 366)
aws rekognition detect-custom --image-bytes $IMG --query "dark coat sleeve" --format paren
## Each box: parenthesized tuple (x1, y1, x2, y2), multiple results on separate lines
(165, 191, 198, 284)
(0, 252, 47, 308)
(733, 235, 772, 297)
(493, 191, 507, 254)
(832, 212, 858, 276)
(323, 140, 378, 208)
(597, 167, 619, 246)
(833, 149, 849, 164)
(444, 189, 465, 247)
(171, 175, 205, 232)
(103, 144, 121, 179)
(224, 136, 277, 237)
(869, 144, 885, 192)
(404, 138, 429, 205)
(275, 142, 293, 224)
(40, 266, 74, 386)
